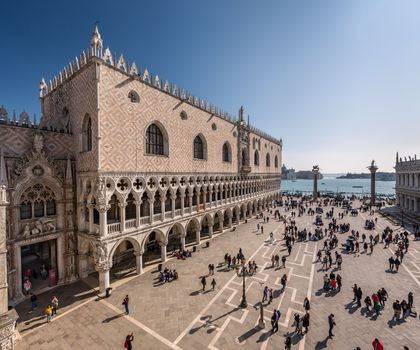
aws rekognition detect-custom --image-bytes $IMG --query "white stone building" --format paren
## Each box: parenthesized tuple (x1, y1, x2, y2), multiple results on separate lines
(395, 153, 420, 215)
(0, 26, 282, 304)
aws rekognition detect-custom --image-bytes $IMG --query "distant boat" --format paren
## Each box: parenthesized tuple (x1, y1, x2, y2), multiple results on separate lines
(292, 180, 297, 182)
(321, 183, 325, 185)
(352, 185, 363, 188)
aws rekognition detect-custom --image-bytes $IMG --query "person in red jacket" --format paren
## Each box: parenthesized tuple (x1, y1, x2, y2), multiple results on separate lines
(372, 338, 384, 350)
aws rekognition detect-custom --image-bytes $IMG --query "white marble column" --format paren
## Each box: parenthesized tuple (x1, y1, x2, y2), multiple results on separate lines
(134, 201, 141, 228)
(56, 235, 65, 283)
(188, 194, 193, 214)
(160, 242, 167, 263)
(208, 225, 213, 238)
(180, 236, 186, 251)
(98, 268, 110, 294)
(171, 194, 176, 218)
(119, 203, 126, 232)
(228, 216, 233, 229)
(159, 198, 165, 221)
(99, 206, 108, 236)
(180, 190, 185, 216)
(135, 250, 144, 275)
(196, 229, 201, 244)
(149, 198, 154, 224)
(88, 204, 94, 233)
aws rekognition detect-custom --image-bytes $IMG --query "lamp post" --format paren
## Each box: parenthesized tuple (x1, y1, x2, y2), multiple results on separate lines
(240, 266, 247, 308)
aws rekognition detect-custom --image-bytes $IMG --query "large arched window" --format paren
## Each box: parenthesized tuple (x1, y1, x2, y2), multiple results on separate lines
(254, 150, 259, 166)
(222, 142, 231, 163)
(266, 153, 271, 167)
(275, 155, 279, 168)
(193, 134, 207, 160)
(242, 148, 248, 166)
(146, 123, 164, 155)
(82, 114, 92, 152)
(19, 184, 56, 220)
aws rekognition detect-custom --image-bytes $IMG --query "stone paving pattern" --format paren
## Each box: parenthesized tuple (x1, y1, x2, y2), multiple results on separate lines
(15, 200, 420, 349)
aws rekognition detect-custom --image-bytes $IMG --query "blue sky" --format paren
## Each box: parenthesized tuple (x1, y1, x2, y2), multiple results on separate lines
(1, 0, 419, 172)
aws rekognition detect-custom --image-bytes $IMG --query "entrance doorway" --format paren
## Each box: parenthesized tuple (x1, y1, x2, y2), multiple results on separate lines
(21, 239, 57, 294)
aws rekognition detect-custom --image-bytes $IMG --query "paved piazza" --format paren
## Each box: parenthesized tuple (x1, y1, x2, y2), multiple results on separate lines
(15, 199, 420, 349)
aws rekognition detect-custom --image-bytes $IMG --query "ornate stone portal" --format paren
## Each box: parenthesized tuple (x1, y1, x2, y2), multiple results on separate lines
(0, 187, 18, 350)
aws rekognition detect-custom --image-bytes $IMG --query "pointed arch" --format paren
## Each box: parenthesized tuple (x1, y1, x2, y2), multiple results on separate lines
(222, 142, 232, 163)
(254, 150, 260, 166)
(82, 114, 92, 152)
(145, 122, 169, 156)
(266, 153, 271, 167)
(193, 134, 207, 160)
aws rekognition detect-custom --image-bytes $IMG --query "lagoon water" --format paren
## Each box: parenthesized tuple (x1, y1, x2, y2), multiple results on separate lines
(281, 175, 395, 196)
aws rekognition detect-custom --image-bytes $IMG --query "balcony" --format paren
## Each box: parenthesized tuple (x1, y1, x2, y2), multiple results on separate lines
(241, 165, 251, 173)
(107, 222, 120, 234)
(126, 219, 136, 230)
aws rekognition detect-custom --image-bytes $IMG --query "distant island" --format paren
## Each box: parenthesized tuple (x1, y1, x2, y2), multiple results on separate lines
(336, 172, 395, 181)
(281, 164, 323, 180)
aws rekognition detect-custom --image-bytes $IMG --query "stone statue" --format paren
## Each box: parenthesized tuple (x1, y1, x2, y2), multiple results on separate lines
(371, 160, 375, 166)
(39, 78, 47, 97)
(33, 133, 44, 153)
(67, 232, 75, 252)
(96, 242, 107, 264)
(21, 224, 30, 238)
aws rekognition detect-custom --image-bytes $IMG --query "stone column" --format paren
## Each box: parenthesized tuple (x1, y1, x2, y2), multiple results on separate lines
(0, 187, 9, 313)
(134, 201, 141, 228)
(0, 186, 18, 349)
(160, 242, 167, 263)
(368, 161, 378, 206)
(208, 224, 214, 238)
(160, 197, 165, 221)
(87, 204, 94, 233)
(180, 190, 185, 216)
(202, 191, 207, 211)
(56, 235, 65, 283)
(312, 166, 319, 200)
(196, 229, 201, 244)
(119, 203, 126, 232)
(171, 194, 176, 218)
(228, 216, 233, 229)
(149, 198, 154, 224)
(188, 193, 193, 214)
(134, 250, 144, 275)
(97, 266, 110, 294)
(98, 206, 108, 236)
(208, 188, 213, 208)
(14, 245, 22, 301)
(180, 235, 186, 251)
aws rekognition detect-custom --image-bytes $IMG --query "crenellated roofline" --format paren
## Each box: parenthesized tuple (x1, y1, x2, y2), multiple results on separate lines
(39, 27, 282, 147)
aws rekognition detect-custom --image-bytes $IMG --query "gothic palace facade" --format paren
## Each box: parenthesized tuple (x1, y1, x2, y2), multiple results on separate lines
(395, 153, 420, 216)
(0, 27, 282, 303)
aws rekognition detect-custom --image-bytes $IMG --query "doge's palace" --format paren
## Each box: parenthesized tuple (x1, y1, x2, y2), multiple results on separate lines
(0, 26, 282, 304)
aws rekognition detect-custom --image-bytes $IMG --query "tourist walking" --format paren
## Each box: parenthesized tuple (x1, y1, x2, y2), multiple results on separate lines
(356, 287, 363, 307)
(262, 286, 268, 302)
(124, 333, 134, 350)
(45, 304, 53, 323)
(303, 297, 310, 312)
(372, 338, 384, 350)
(122, 295, 130, 315)
(281, 255, 286, 268)
(284, 335, 292, 350)
(328, 313, 336, 338)
(280, 274, 287, 291)
(51, 296, 59, 315)
(211, 278, 216, 291)
(336, 274, 342, 292)
(29, 293, 38, 312)
(201, 276, 207, 291)
(271, 309, 279, 333)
